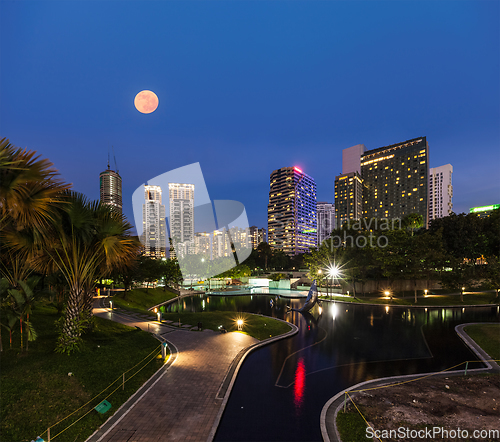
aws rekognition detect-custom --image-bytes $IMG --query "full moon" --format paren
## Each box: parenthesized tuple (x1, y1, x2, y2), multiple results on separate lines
(134, 90, 159, 114)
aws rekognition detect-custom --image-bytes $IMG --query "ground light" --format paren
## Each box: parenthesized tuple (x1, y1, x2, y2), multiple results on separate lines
(237, 319, 244, 331)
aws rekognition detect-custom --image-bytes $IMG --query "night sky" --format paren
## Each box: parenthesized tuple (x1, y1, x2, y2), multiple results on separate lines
(1, 1, 499, 233)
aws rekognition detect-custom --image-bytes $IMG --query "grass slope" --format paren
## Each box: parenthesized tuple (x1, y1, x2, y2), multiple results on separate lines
(0, 303, 163, 442)
(112, 287, 177, 314)
(464, 323, 500, 361)
(160, 311, 292, 340)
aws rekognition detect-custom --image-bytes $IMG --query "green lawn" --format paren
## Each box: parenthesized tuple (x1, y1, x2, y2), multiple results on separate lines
(336, 404, 370, 442)
(113, 288, 293, 341)
(159, 311, 292, 340)
(112, 287, 177, 314)
(464, 323, 500, 361)
(319, 292, 499, 306)
(0, 303, 164, 442)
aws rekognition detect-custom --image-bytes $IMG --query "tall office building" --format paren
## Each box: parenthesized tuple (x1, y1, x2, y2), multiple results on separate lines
(142, 185, 166, 259)
(316, 202, 335, 246)
(99, 165, 122, 214)
(429, 164, 453, 222)
(268, 166, 317, 256)
(249, 226, 267, 249)
(361, 137, 429, 226)
(334, 172, 363, 228)
(168, 183, 195, 258)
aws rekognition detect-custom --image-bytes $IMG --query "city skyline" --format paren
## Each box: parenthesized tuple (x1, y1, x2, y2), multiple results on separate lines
(1, 1, 499, 233)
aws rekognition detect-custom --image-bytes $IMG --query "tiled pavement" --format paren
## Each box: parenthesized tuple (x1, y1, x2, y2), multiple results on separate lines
(90, 301, 258, 442)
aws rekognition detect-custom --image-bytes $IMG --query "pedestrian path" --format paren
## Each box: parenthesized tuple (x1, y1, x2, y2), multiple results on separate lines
(89, 298, 258, 442)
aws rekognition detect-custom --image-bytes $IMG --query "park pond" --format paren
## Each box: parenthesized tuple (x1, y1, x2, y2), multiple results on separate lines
(165, 294, 500, 441)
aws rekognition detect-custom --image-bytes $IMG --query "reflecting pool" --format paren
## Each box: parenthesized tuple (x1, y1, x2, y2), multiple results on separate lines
(166, 295, 499, 441)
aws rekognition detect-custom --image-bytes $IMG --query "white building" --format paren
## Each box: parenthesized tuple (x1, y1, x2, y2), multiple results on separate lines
(429, 164, 453, 221)
(317, 202, 335, 246)
(212, 229, 232, 259)
(168, 183, 195, 258)
(142, 185, 166, 258)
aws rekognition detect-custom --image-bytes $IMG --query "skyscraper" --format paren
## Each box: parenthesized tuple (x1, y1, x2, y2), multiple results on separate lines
(334, 172, 363, 228)
(268, 166, 317, 256)
(429, 164, 453, 221)
(99, 165, 122, 214)
(142, 185, 166, 258)
(317, 202, 335, 246)
(168, 183, 195, 258)
(361, 137, 429, 226)
(249, 226, 267, 249)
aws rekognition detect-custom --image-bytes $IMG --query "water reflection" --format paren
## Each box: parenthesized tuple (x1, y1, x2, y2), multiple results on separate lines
(166, 294, 499, 441)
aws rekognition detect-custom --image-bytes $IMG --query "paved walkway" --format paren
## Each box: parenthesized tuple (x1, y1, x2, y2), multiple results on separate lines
(88, 299, 258, 442)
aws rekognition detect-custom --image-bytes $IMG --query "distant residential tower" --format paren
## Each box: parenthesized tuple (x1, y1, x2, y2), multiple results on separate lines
(142, 185, 166, 259)
(429, 164, 453, 221)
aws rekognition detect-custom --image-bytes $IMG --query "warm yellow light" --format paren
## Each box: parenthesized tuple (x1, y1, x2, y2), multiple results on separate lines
(237, 319, 243, 326)
(154, 308, 158, 313)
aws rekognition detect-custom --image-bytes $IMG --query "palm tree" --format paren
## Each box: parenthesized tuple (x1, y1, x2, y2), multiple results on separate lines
(0, 138, 69, 238)
(37, 192, 140, 353)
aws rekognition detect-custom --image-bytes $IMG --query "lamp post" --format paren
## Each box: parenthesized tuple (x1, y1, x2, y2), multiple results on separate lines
(461, 286, 465, 302)
(327, 265, 339, 301)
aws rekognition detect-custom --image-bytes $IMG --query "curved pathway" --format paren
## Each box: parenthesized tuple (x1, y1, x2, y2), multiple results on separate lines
(87, 297, 297, 442)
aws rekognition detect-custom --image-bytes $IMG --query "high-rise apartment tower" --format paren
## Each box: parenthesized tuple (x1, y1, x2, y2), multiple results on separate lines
(168, 183, 195, 258)
(268, 166, 317, 256)
(429, 164, 453, 222)
(142, 185, 166, 259)
(316, 202, 335, 246)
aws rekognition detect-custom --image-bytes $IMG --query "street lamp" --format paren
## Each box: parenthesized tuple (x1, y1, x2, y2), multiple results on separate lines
(327, 265, 339, 300)
(424, 289, 428, 297)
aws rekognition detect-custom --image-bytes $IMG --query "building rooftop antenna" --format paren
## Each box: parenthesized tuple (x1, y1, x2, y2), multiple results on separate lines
(112, 145, 119, 173)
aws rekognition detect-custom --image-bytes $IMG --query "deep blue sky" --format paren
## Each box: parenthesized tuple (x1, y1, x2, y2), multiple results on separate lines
(1, 1, 499, 233)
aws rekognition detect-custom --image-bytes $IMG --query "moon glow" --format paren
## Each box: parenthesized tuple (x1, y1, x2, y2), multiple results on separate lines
(134, 90, 159, 114)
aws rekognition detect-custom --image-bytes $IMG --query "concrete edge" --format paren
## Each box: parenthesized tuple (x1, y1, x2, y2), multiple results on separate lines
(85, 339, 178, 442)
(318, 297, 500, 309)
(455, 323, 500, 371)
(319, 321, 500, 442)
(206, 317, 299, 442)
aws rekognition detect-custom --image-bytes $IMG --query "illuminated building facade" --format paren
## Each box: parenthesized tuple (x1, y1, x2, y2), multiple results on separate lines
(469, 204, 500, 219)
(249, 226, 267, 249)
(268, 166, 317, 256)
(334, 172, 363, 228)
(361, 137, 429, 226)
(142, 185, 166, 258)
(99, 166, 122, 214)
(168, 183, 195, 258)
(316, 202, 335, 246)
(429, 164, 453, 221)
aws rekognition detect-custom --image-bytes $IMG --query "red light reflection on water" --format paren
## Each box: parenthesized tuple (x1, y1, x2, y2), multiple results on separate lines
(293, 358, 306, 413)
